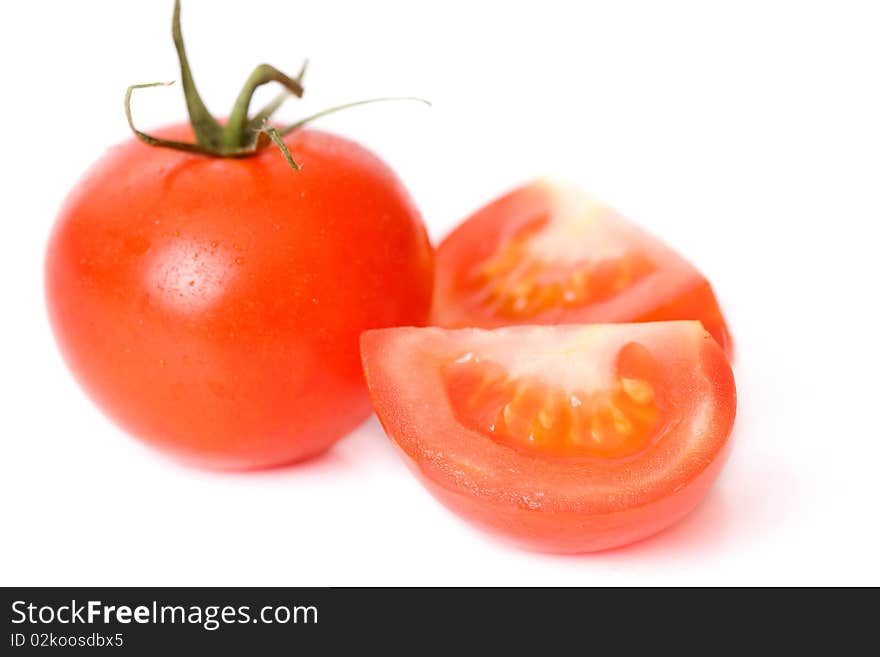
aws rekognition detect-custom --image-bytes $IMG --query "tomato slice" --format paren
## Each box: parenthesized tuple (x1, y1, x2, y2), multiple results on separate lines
(361, 322, 736, 553)
(432, 179, 734, 357)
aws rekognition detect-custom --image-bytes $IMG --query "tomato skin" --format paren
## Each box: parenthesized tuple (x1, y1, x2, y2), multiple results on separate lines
(416, 436, 730, 554)
(432, 180, 733, 357)
(361, 323, 736, 553)
(46, 126, 433, 469)
(416, 437, 732, 553)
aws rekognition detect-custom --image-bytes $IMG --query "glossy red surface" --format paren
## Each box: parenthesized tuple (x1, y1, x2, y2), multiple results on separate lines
(46, 126, 434, 469)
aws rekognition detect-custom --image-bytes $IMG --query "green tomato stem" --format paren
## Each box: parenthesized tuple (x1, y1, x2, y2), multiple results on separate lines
(171, 0, 222, 150)
(123, 1, 429, 170)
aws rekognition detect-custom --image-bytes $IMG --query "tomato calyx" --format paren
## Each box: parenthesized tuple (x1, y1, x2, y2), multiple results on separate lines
(124, 1, 429, 169)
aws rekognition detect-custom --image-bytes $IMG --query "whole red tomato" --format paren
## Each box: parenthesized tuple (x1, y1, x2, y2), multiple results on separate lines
(44, 3, 433, 469)
(46, 125, 433, 469)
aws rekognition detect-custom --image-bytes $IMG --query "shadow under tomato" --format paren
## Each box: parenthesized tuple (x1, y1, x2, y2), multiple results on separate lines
(548, 447, 793, 561)
(594, 486, 733, 560)
(447, 484, 735, 561)
(208, 414, 396, 481)
(331, 415, 403, 466)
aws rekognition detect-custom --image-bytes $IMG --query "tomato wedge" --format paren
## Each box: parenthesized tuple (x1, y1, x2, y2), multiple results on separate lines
(432, 179, 733, 357)
(361, 322, 736, 553)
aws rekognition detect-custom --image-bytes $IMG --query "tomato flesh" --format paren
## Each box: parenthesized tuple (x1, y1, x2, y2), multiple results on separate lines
(443, 336, 663, 459)
(362, 322, 736, 553)
(432, 180, 733, 357)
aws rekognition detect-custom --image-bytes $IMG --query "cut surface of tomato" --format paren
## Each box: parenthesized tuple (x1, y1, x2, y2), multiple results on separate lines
(362, 322, 736, 553)
(432, 179, 733, 357)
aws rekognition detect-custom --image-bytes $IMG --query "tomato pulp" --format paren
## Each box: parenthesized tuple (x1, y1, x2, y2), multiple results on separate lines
(46, 126, 433, 469)
(432, 179, 733, 357)
(362, 322, 736, 552)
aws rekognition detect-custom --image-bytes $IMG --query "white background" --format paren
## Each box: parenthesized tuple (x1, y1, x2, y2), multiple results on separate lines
(1, 0, 878, 586)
